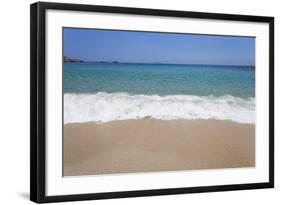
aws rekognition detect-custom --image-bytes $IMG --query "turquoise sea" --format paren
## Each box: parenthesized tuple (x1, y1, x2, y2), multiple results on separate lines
(64, 62, 255, 124)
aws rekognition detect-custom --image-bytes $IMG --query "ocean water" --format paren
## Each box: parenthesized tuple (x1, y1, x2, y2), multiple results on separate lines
(64, 62, 255, 124)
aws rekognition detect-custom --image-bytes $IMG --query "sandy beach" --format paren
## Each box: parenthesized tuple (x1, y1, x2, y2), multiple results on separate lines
(63, 119, 255, 176)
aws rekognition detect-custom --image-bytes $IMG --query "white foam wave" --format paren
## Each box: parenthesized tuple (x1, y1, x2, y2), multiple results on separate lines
(64, 92, 255, 124)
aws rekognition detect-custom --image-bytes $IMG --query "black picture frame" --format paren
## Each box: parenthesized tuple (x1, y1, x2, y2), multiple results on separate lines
(30, 1, 274, 203)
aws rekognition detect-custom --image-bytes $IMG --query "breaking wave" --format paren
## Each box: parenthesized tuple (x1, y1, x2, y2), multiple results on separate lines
(64, 92, 255, 124)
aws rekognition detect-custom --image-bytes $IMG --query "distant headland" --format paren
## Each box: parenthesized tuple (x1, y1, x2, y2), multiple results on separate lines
(64, 56, 84, 62)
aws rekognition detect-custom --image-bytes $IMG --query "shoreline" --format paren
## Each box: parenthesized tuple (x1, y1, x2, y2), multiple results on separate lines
(64, 118, 255, 126)
(64, 119, 255, 176)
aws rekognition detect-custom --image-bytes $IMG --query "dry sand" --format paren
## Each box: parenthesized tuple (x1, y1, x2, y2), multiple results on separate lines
(64, 119, 255, 176)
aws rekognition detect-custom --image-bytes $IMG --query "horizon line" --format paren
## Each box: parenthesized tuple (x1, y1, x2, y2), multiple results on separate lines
(65, 60, 255, 67)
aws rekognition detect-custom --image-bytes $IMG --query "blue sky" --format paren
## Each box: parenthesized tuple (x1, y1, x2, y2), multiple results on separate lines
(64, 28, 255, 66)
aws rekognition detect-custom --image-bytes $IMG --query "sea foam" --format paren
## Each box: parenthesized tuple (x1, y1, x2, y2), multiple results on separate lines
(64, 92, 255, 124)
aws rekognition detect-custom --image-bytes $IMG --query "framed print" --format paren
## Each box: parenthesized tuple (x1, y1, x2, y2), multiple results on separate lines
(30, 2, 274, 203)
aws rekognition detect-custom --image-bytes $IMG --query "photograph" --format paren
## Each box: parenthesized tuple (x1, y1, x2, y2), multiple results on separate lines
(30, 2, 274, 202)
(63, 28, 256, 176)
